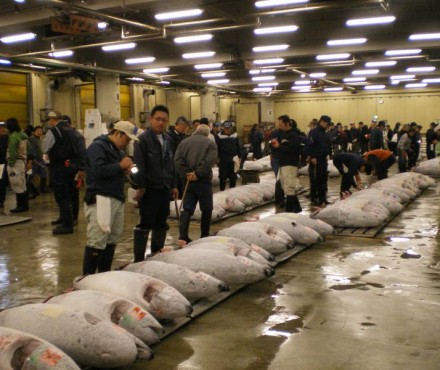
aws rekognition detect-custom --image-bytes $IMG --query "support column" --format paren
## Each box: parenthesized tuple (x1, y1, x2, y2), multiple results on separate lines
(200, 86, 219, 122)
(95, 73, 121, 124)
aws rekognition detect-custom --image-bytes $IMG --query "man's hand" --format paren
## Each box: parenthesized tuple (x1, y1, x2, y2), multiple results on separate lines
(186, 171, 198, 182)
(134, 188, 145, 202)
(310, 157, 317, 165)
(171, 187, 179, 200)
(120, 156, 133, 173)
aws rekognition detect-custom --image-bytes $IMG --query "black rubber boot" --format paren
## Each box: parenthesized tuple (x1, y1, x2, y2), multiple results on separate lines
(40, 177, 49, 193)
(285, 195, 302, 213)
(275, 180, 285, 207)
(10, 193, 28, 213)
(98, 244, 116, 273)
(82, 246, 101, 275)
(200, 210, 212, 238)
(51, 209, 63, 225)
(133, 227, 150, 262)
(52, 206, 74, 234)
(179, 210, 192, 243)
(150, 228, 167, 254)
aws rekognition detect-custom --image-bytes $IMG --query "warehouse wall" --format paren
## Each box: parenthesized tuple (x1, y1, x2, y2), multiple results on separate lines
(274, 89, 440, 133)
(0, 71, 28, 125)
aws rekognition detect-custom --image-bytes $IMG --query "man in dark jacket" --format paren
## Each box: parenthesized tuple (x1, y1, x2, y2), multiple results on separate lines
(363, 149, 395, 179)
(304, 115, 331, 207)
(43, 110, 86, 234)
(426, 122, 438, 160)
(133, 105, 178, 261)
(249, 124, 264, 160)
(217, 120, 241, 191)
(369, 120, 385, 150)
(0, 122, 8, 209)
(82, 121, 137, 274)
(271, 115, 302, 213)
(174, 124, 218, 245)
(333, 153, 368, 198)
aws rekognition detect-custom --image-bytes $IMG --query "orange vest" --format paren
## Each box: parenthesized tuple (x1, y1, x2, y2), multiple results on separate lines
(364, 149, 393, 161)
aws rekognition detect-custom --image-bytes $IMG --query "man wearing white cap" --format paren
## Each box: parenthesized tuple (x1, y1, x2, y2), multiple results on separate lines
(82, 120, 137, 274)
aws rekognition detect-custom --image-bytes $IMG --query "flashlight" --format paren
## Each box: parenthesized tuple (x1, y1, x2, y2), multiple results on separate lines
(130, 165, 138, 174)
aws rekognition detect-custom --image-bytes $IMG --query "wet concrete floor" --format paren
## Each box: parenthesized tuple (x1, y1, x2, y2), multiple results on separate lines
(1, 171, 440, 370)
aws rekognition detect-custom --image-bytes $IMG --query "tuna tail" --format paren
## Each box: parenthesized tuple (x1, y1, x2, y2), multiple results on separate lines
(219, 282, 230, 292)
(287, 241, 295, 249)
(134, 337, 154, 361)
(265, 267, 275, 277)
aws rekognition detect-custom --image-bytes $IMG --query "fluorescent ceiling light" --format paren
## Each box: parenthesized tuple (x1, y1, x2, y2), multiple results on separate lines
(125, 57, 156, 65)
(27, 64, 46, 70)
(194, 63, 223, 70)
(143, 67, 170, 74)
(405, 83, 427, 88)
(182, 51, 215, 59)
(409, 33, 440, 41)
(14, 0, 25, 3)
(365, 61, 396, 67)
(97, 22, 108, 29)
(0, 32, 36, 44)
(258, 82, 279, 87)
(127, 77, 145, 81)
(250, 70, 261, 75)
(291, 85, 311, 90)
(102, 43, 136, 51)
(155, 9, 203, 21)
(364, 85, 385, 90)
(316, 53, 350, 61)
(327, 38, 367, 46)
(352, 69, 379, 75)
(254, 58, 284, 65)
(343, 77, 366, 82)
(48, 50, 74, 58)
(208, 79, 229, 84)
(324, 87, 343, 92)
(253, 44, 289, 52)
(261, 69, 276, 73)
(390, 74, 415, 80)
(255, 0, 309, 8)
(253, 87, 273, 92)
(390, 80, 400, 85)
(423, 78, 440, 83)
(159, 80, 170, 85)
(346, 16, 396, 27)
(309, 72, 326, 78)
(385, 49, 422, 56)
(250, 69, 277, 74)
(406, 66, 435, 73)
(252, 75, 276, 81)
(294, 80, 311, 85)
(254, 25, 298, 35)
(0, 59, 11, 65)
(174, 34, 213, 44)
(201, 72, 226, 78)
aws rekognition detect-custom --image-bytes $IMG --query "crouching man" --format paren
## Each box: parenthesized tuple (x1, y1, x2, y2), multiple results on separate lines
(174, 124, 218, 245)
(82, 121, 137, 274)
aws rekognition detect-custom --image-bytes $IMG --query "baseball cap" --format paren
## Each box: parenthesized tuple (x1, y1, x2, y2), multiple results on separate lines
(213, 122, 220, 127)
(114, 121, 139, 141)
(223, 120, 233, 128)
(319, 115, 331, 124)
(45, 110, 61, 122)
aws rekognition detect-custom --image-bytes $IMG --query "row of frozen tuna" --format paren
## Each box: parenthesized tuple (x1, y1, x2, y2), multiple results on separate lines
(242, 155, 272, 172)
(170, 180, 277, 221)
(414, 157, 440, 177)
(0, 213, 333, 369)
(313, 172, 436, 228)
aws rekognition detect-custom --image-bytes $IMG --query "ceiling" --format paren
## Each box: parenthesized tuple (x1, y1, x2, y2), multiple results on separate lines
(1, 0, 440, 96)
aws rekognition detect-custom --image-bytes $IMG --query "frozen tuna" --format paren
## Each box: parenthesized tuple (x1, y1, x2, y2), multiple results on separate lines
(45, 290, 164, 345)
(0, 303, 153, 368)
(150, 248, 273, 286)
(217, 222, 294, 254)
(188, 236, 275, 261)
(414, 158, 440, 177)
(259, 216, 324, 245)
(122, 261, 229, 301)
(273, 212, 334, 236)
(73, 271, 192, 320)
(0, 326, 80, 370)
(349, 189, 404, 214)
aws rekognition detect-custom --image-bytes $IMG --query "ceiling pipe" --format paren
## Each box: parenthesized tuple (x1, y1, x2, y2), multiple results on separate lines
(164, 18, 227, 29)
(290, 67, 355, 91)
(43, 0, 161, 32)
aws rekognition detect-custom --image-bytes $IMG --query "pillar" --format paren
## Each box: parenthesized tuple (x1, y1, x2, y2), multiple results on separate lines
(200, 86, 219, 122)
(95, 73, 121, 124)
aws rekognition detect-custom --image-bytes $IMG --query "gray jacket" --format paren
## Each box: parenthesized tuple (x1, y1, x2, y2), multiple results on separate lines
(174, 132, 218, 183)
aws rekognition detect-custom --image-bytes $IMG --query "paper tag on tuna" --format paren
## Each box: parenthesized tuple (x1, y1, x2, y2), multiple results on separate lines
(239, 257, 252, 266)
(195, 272, 211, 281)
(39, 348, 63, 366)
(157, 287, 174, 300)
(127, 306, 147, 320)
(42, 306, 65, 318)
(249, 244, 261, 252)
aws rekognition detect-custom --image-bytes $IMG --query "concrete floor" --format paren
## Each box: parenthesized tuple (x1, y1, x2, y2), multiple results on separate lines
(1, 171, 440, 370)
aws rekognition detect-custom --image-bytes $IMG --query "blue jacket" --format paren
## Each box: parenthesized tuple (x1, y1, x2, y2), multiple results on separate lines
(85, 135, 126, 203)
(133, 129, 175, 190)
(304, 125, 329, 158)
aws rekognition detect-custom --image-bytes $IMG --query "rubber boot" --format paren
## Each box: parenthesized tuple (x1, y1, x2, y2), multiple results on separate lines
(200, 210, 212, 238)
(275, 180, 285, 207)
(82, 246, 101, 275)
(98, 244, 116, 273)
(285, 195, 302, 213)
(178, 210, 192, 244)
(10, 193, 28, 213)
(133, 227, 150, 262)
(150, 228, 167, 255)
(40, 177, 49, 193)
(22, 191, 29, 211)
(52, 206, 74, 234)
(27, 180, 39, 199)
(51, 210, 63, 225)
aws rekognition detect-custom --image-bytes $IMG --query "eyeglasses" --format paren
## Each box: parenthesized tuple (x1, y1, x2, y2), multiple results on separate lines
(152, 116, 169, 123)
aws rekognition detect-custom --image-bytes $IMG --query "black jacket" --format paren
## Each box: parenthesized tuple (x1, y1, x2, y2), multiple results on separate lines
(304, 125, 329, 158)
(333, 153, 364, 176)
(218, 132, 241, 162)
(85, 135, 126, 203)
(167, 127, 188, 155)
(133, 129, 175, 190)
(369, 127, 384, 150)
(272, 128, 301, 167)
(0, 134, 8, 164)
